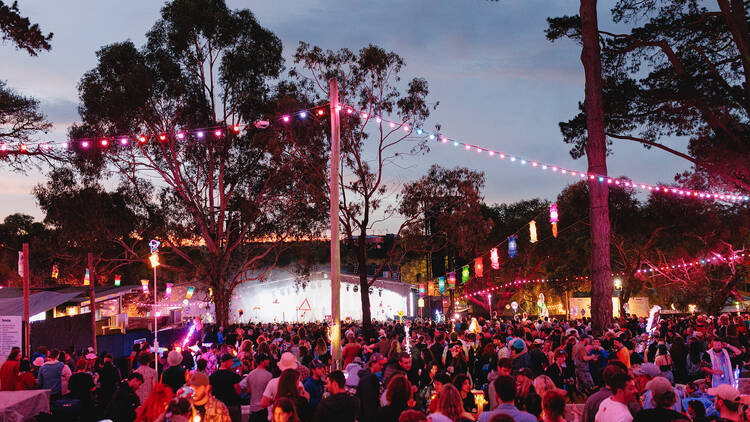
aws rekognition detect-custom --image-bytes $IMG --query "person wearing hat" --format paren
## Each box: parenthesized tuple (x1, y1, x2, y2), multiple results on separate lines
(209, 353, 243, 422)
(242, 353, 273, 422)
(529, 338, 548, 376)
(702, 339, 740, 388)
(162, 350, 187, 394)
(356, 352, 387, 422)
(105, 372, 143, 422)
(304, 360, 327, 412)
(184, 371, 231, 422)
(260, 352, 302, 420)
(707, 384, 742, 422)
(633, 376, 689, 422)
(613, 338, 631, 369)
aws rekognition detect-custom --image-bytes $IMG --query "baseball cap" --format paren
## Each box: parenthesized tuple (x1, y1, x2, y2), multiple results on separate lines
(707, 384, 740, 402)
(310, 359, 325, 369)
(368, 353, 387, 365)
(188, 372, 210, 387)
(220, 353, 234, 363)
(645, 376, 673, 397)
(634, 363, 661, 378)
(512, 339, 525, 350)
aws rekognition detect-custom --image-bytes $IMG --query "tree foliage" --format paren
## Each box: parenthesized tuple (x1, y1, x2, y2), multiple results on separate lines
(0, 1, 52, 55)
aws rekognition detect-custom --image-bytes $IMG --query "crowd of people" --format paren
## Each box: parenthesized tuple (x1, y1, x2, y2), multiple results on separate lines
(1, 312, 749, 422)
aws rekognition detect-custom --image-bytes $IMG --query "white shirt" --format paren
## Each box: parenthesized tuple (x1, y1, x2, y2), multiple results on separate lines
(595, 397, 633, 422)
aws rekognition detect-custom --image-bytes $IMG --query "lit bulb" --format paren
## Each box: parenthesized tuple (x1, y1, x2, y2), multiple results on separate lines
(282, 115, 290, 122)
(299, 112, 307, 119)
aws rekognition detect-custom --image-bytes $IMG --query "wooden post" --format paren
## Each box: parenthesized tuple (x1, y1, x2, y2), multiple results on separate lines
(88, 253, 97, 354)
(329, 77, 342, 369)
(22, 243, 30, 358)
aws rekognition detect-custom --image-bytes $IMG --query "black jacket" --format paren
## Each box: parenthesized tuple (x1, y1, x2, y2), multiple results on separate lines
(356, 368, 381, 422)
(314, 392, 360, 422)
(106, 381, 140, 422)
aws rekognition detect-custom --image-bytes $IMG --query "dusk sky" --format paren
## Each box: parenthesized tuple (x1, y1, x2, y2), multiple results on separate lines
(0, 0, 692, 232)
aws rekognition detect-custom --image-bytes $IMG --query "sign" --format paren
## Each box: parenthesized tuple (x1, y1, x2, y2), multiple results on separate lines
(398, 310, 404, 318)
(297, 298, 312, 312)
(0, 316, 22, 365)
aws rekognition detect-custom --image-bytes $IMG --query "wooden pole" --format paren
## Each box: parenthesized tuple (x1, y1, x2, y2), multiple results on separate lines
(329, 77, 342, 369)
(88, 253, 97, 354)
(22, 243, 30, 358)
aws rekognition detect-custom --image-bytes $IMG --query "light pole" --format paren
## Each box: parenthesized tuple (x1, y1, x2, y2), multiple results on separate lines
(149, 239, 161, 372)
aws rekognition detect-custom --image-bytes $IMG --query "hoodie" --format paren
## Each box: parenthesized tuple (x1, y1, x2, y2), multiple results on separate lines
(344, 362, 363, 388)
(356, 368, 380, 422)
(314, 392, 360, 422)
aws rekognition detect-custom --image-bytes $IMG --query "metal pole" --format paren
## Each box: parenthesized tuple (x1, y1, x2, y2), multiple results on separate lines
(22, 243, 30, 358)
(153, 265, 158, 373)
(329, 77, 342, 369)
(88, 253, 97, 354)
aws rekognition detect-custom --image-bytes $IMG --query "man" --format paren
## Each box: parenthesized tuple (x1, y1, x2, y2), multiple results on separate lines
(595, 373, 638, 422)
(242, 353, 273, 422)
(546, 350, 574, 390)
(342, 333, 361, 367)
(427, 373, 452, 413)
(633, 377, 689, 422)
(487, 358, 512, 410)
(383, 352, 418, 388)
(261, 352, 301, 419)
(210, 353, 243, 422)
(133, 352, 156, 407)
(613, 338, 631, 369)
(304, 360, 327, 411)
(315, 370, 360, 422)
(105, 372, 143, 422)
(707, 383, 742, 422)
(187, 371, 231, 422)
(37, 349, 73, 401)
(702, 339, 739, 388)
(356, 352, 387, 422)
(529, 339, 548, 376)
(479, 375, 537, 422)
(638, 363, 682, 413)
(583, 364, 628, 422)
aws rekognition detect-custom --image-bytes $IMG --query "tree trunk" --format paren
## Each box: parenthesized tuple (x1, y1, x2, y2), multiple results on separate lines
(357, 234, 373, 333)
(213, 277, 230, 328)
(580, 0, 612, 335)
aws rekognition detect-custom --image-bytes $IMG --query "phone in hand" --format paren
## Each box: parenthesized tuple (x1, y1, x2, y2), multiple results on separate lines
(180, 386, 194, 398)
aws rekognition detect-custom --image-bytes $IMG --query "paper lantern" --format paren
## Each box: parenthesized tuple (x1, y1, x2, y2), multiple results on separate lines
(186, 286, 194, 299)
(165, 283, 173, 299)
(490, 248, 500, 270)
(83, 269, 90, 286)
(51, 264, 59, 279)
(141, 279, 150, 295)
(529, 220, 538, 243)
(461, 266, 470, 284)
(550, 203, 559, 238)
(448, 272, 456, 289)
(439, 277, 446, 294)
(508, 235, 518, 258)
(418, 298, 425, 308)
(114, 275, 121, 287)
(474, 258, 484, 278)
(419, 283, 425, 297)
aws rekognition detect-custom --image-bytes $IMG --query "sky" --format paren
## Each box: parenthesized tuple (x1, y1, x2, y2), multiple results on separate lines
(0, 0, 693, 232)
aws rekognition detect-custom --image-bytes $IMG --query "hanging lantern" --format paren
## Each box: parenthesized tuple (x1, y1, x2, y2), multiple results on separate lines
(439, 277, 446, 294)
(186, 286, 195, 299)
(141, 279, 150, 295)
(83, 268, 90, 286)
(448, 272, 456, 289)
(529, 220, 538, 243)
(419, 283, 425, 297)
(508, 235, 518, 258)
(490, 248, 500, 270)
(114, 275, 121, 287)
(51, 264, 59, 279)
(462, 266, 470, 284)
(165, 283, 173, 299)
(474, 258, 484, 278)
(550, 203, 559, 238)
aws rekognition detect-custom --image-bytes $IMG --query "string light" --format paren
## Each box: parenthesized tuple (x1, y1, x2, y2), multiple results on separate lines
(636, 251, 746, 274)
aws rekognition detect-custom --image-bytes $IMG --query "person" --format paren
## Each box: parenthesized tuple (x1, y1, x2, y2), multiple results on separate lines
(707, 384, 741, 422)
(155, 397, 192, 422)
(68, 359, 95, 405)
(134, 352, 157, 408)
(14, 358, 37, 390)
(487, 358, 512, 410)
(399, 409, 428, 422)
(162, 350, 188, 394)
(378, 375, 414, 422)
(452, 374, 476, 414)
(542, 390, 568, 422)
(384, 352, 419, 388)
(38, 348, 73, 401)
(479, 375, 537, 422)
(515, 368, 541, 417)
(275, 369, 311, 422)
(582, 364, 628, 422)
(546, 350, 573, 390)
(632, 377, 689, 422)
(135, 383, 174, 422)
(594, 373, 637, 422)
(0, 347, 21, 391)
(427, 373, 453, 414)
(687, 399, 707, 422)
(210, 353, 243, 422)
(314, 370, 360, 422)
(345, 356, 364, 390)
(185, 371, 232, 422)
(106, 372, 144, 422)
(273, 396, 300, 422)
(244, 353, 274, 422)
(427, 383, 474, 422)
(654, 344, 673, 382)
(262, 352, 303, 420)
(342, 333, 361, 367)
(612, 339, 631, 369)
(702, 339, 737, 388)
(98, 352, 123, 405)
(304, 360, 326, 412)
(357, 352, 387, 422)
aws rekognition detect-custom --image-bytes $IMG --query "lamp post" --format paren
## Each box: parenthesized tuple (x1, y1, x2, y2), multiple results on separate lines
(149, 239, 161, 372)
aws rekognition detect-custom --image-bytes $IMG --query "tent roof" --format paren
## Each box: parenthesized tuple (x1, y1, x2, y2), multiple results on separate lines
(0, 290, 83, 317)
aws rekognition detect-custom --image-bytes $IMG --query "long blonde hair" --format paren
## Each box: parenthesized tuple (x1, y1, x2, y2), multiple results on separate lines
(533, 374, 557, 399)
(435, 384, 465, 422)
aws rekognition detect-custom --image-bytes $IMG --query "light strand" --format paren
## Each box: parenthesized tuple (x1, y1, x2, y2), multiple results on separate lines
(636, 251, 746, 274)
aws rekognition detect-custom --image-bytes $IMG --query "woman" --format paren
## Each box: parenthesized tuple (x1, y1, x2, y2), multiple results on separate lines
(533, 375, 560, 402)
(427, 384, 474, 422)
(156, 397, 192, 422)
(135, 383, 174, 422)
(445, 345, 468, 376)
(275, 369, 311, 422)
(515, 369, 542, 418)
(14, 359, 36, 391)
(686, 339, 705, 382)
(378, 375, 415, 422)
(452, 374, 476, 414)
(573, 337, 595, 393)
(654, 344, 674, 382)
(541, 390, 567, 422)
(0, 347, 21, 391)
(135, 352, 157, 407)
(273, 397, 300, 422)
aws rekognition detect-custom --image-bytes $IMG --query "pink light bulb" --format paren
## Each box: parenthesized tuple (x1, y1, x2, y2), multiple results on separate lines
(177, 132, 185, 140)
(81, 141, 89, 148)
(282, 115, 290, 122)
(465, 145, 471, 150)
(120, 138, 129, 145)
(214, 130, 222, 137)
(403, 125, 409, 132)
(196, 131, 204, 138)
